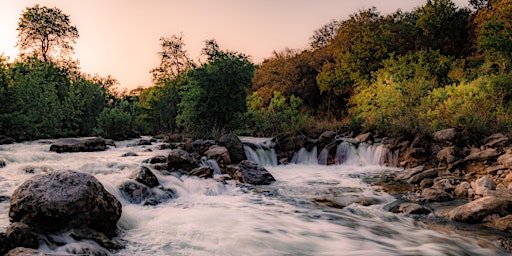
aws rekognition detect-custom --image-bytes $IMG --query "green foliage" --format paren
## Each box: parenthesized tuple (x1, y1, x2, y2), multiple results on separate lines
(422, 75, 512, 138)
(93, 102, 132, 140)
(178, 41, 255, 138)
(238, 91, 313, 137)
(1, 57, 63, 139)
(16, 4, 79, 62)
(349, 50, 455, 136)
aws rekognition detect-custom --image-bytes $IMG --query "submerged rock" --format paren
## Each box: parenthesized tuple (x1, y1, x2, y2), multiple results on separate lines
(9, 170, 121, 237)
(167, 148, 198, 173)
(50, 137, 107, 153)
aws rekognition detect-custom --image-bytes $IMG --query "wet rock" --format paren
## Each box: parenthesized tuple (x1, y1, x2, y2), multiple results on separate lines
(471, 176, 495, 196)
(50, 137, 107, 153)
(130, 166, 159, 188)
(68, 228, 123, 250)
(167, 148, 198, 174)
(226, 160, 276, 185)
(205, 146, 231, 167)
(5, 222, 39, 250)
(431, 178, 455, 192)
(0, 136, 15, 145)
(398, 203, 432, 215)
(317, 131, 337, 150)
(420, 188, 452, 202)
(463, 148, 499, 162)
(119, 180, 154, 205)
(9, 170, 121, 237)
(144, 155, 167, 164)
(0, 233, 8, 255)
(407, 169, 438, 184)
(137, 139, 152, 145)
(189, 166, 214, 178)
(0, 195, 10, 202)
(219, 133, 247, 164)
(119, 180, 174, 206)
(446, 196, 512, 223)
(104, 139, 116, 147)
(433, 128, 458, 143)
(0, 159, 5, 168)
(122, 152, 138, 157)
(187, 139, 216, 155)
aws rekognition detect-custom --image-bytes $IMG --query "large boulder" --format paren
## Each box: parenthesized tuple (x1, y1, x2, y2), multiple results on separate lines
(226, 160, 276, 185)
(446, 196, 512, 223)
(50, 137, 107, 153)
(205, 146, 231, 167)
(9, 170, 121, 237)
(167, 148, 199, 174)
(219, 133, 247, 164)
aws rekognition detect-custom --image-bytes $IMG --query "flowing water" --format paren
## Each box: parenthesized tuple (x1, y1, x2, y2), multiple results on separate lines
(0, 138, 509, 255)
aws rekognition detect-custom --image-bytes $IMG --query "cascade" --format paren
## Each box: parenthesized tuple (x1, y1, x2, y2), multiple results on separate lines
(334, 142, 398, 167)
(201, 157, 222, 175)
(291, 147, 318, 165)
(239, 137, 278, 166)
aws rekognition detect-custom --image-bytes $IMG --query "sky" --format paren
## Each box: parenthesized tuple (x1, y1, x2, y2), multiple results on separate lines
(0, 0, 469, 90)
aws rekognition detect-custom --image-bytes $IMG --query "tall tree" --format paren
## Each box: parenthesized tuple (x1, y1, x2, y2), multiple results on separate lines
(178, 40, 255, 137)
(16, 4, 79, 62)
(150, 34, 195, 84)
(310, 19, 340, 49)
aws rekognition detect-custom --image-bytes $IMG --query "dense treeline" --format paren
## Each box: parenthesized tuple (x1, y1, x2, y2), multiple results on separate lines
(1, 0, 512, 142)
(253, 0, 512, 141)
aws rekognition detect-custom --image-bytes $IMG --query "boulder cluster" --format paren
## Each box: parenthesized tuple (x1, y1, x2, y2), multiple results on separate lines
(377, 128, 512, 251)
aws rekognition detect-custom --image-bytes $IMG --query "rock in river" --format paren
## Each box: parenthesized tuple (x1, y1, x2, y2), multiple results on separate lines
(49, 137, 107, 153)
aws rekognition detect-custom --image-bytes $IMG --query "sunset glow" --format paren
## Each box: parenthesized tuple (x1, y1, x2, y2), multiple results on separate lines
(0, 0, 469, 89)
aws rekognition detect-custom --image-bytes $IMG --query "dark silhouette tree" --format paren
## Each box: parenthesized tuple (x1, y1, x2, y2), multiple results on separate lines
(16, 4, 79, 62)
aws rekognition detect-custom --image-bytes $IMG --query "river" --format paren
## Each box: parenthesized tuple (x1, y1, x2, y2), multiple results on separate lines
(0, 138, 509, 255)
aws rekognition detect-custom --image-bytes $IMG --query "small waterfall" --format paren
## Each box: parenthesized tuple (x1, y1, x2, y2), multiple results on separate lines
(201, 158, 222, 175)
(335, 142, 357, 165)
(335, 142, 398, 167)
(291, 147, 318, 165)
(239, 137, 278, 166)
(317, 148, 329, 165)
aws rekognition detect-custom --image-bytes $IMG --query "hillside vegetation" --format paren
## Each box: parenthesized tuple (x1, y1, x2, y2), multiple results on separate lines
(1, 0, 511, 141)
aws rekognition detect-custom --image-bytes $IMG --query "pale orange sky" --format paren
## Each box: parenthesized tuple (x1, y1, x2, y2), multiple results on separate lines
(0, 0, 469, 90)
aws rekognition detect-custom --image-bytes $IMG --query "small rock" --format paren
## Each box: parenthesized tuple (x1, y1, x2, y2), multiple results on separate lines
(226, 160, 276, 185)
(137, 139, 152, 145)
(397, 166, 426, 180)
(471, 176, 495, 196)
(398, 203, 432, 215)
(454, 182, 471, 198)
(0, 159, 5, 168)
(122, 152, 138, 157)
(189, 166, 214, 179)
(493, 215, 512, 232)
(420, 188, 452, 202)
(484, 133, 509, 148)
(50, 137, 107, 153)
(463, 148, 499, 162)
(498, 153, 512, 168)
(433, 128, 458, 143)
(407, 169, 438, 184)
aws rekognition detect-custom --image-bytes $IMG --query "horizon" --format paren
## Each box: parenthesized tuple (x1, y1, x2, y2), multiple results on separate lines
(0, 0, 469, 90)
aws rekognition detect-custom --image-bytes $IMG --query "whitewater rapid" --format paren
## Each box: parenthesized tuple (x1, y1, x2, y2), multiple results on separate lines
(0, 138, 509, 255)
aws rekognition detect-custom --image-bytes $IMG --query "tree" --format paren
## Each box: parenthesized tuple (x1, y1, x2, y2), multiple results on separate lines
(178, 40, 255, 137)
(310, 19, 340, 49)
(150, 33, 195, 84)
(16, 4, 79, 62)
